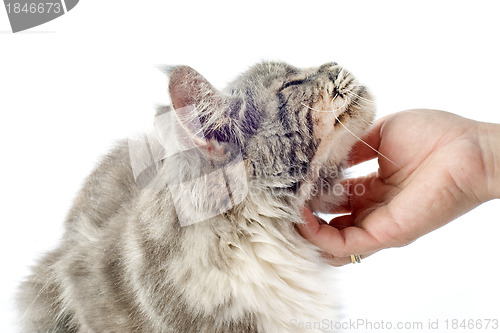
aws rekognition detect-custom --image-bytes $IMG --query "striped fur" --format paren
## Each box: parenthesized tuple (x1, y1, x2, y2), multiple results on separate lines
(17, 61, 375, 332)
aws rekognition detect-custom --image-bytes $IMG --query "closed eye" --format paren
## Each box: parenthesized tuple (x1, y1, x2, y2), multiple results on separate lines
(279, 79, 306, 91)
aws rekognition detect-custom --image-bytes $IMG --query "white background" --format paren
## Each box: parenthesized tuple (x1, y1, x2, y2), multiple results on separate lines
(1, 1, 500, 332)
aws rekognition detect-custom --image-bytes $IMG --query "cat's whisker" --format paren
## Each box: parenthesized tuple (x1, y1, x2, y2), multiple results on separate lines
(334, 101, 401, 169)
(19, 278, 50, 323)
(346, 97, 367, 109)
(301, 101, 401, 169)
(337, 96, 351, 113)
(347, 96, 374, 111)
(331, 92, 339, 105)
(344, 91, 366, 104)
(346, 91, 375, 105)
(347, 84, 372, 91)
(337, 67, 346, 82)
(300, 94, 348, 114)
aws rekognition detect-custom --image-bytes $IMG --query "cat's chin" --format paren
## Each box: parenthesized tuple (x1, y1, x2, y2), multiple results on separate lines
(303, 107, 375, 213)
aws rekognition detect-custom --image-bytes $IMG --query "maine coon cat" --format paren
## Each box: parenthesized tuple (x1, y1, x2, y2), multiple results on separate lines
(17, 61, 375, 333)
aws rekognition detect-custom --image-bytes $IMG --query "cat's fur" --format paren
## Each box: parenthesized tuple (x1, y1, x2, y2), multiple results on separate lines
(17, 61, 375, 333)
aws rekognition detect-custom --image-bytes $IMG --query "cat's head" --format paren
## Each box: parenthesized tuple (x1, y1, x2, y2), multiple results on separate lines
(161, 61, 374, 215)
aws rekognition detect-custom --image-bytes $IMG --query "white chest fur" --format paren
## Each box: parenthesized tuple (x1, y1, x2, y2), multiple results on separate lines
(165, 212, 338, 333)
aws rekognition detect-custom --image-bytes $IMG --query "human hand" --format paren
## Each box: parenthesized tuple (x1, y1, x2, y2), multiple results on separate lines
(298, 109, 500, 266)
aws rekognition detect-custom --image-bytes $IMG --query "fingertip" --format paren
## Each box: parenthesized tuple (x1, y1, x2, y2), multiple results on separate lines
(298, 206, 319, 235)
(298, 207, 385, 258)
(346, 118, 385, 167)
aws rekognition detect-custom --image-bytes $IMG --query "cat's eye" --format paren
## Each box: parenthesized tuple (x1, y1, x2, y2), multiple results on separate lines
(279, 79, 305, 91)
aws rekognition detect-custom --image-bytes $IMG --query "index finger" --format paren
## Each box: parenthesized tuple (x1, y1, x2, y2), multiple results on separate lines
(297, 207, 384, 257)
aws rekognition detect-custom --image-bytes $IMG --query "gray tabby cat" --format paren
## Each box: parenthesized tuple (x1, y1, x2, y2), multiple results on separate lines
(17, 61, 375, 333)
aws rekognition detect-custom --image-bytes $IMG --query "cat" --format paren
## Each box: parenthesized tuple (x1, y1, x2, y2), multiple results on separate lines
(17, 61, 375, 333)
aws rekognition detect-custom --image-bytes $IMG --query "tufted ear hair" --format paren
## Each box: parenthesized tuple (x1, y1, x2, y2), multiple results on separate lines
(165, 65, 245, 156)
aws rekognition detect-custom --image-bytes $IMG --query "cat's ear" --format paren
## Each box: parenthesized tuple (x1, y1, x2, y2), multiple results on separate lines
(167, 65, 215, 111)
(165, 65, 243, 155)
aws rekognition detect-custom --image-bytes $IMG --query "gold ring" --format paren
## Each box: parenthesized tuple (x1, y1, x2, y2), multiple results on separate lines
(350, 254, 361, 264)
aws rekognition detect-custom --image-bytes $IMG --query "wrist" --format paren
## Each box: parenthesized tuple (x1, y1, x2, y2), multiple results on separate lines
(479, 122, 500, 200)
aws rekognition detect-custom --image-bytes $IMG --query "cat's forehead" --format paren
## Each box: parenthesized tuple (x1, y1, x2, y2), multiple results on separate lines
(233, 62, 300, 87)
(250, 62, 300, 76)
(230, 61, 340, 91)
